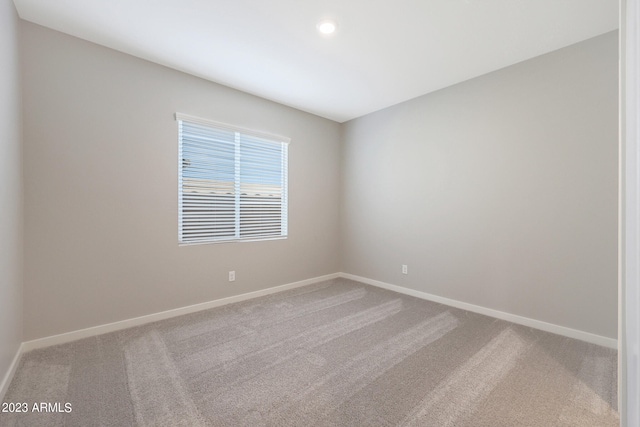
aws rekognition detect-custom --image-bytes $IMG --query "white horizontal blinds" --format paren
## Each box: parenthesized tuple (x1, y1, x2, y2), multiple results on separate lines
(238, 134, 287, 239)
(178, 116, 288, 243)
(179, 121, 237, 242)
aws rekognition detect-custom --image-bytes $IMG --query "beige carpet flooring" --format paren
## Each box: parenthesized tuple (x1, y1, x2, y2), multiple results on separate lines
(1, 278, 618, 426)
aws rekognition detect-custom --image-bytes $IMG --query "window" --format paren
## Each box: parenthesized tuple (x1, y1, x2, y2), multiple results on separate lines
(177, 113, 289, 244)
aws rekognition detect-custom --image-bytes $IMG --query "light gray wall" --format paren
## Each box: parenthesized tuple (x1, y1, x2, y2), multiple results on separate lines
(21, 22, 342, 341)
(341, 32, 619, 339)
(0, 0, 23, 388)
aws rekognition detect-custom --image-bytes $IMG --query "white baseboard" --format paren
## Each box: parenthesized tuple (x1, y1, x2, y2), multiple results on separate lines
(339, 272, 618, 349)
(17, 270, 618, 353)
(0, 343, 24, 403)
(22, 273, 340, 352)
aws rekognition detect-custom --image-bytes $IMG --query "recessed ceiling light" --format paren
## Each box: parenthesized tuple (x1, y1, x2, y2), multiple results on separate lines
(317, 20, 337, 35)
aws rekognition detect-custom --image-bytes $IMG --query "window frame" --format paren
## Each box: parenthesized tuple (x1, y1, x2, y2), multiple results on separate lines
(176, 113, 290, 245)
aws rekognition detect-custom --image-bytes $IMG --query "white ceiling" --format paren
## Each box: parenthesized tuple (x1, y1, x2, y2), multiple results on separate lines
(13, 0, 618, 123)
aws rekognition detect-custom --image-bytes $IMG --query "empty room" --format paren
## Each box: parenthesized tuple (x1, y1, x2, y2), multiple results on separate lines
(2, 0, 639, 426)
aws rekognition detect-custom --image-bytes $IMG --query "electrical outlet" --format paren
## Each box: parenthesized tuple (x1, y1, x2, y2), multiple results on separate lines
(402, 264, 408, 275)
(228, 271, 236, 282)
